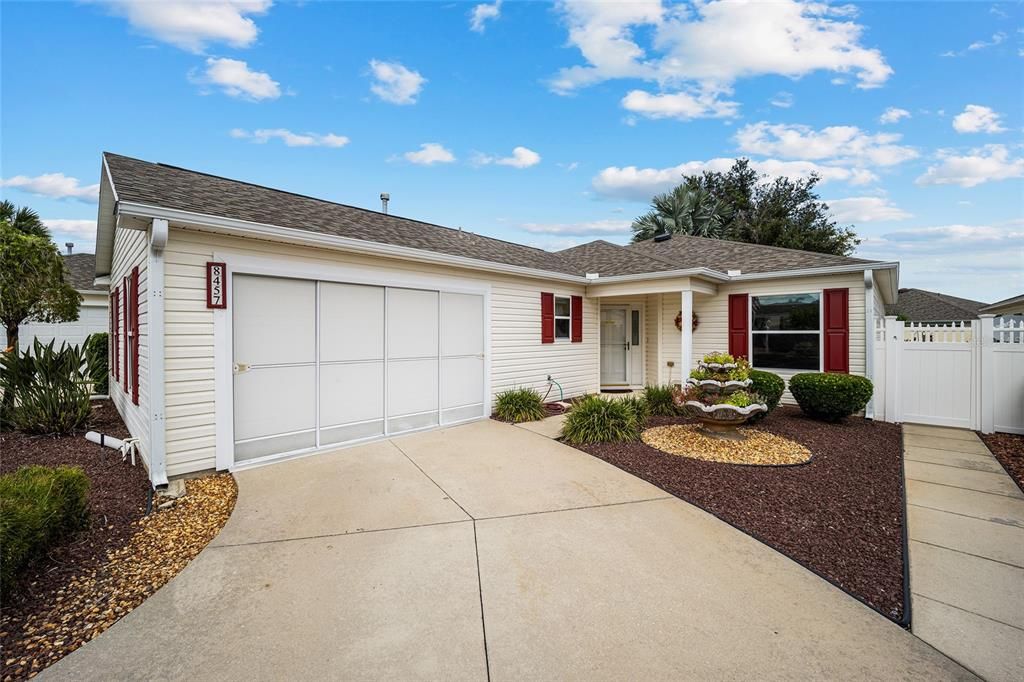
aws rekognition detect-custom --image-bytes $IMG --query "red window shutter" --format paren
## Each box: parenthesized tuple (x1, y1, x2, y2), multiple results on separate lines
(130, 266, 140, 405)
(570, 295, 583, 343)
(823, 288, 849, 373)
(111, 288, 119, 381)
(123, 277, 130, 392)
(727, 293, 749, 359)
(541, 292, 554, 343)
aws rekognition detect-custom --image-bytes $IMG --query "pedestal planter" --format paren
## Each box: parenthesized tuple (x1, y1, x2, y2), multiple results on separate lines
(675, 355, 768, 440)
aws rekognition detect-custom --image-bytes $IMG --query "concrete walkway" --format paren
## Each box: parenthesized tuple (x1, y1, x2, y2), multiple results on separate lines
(46, 420, 971, 680)
(904, 423, 1024, 682)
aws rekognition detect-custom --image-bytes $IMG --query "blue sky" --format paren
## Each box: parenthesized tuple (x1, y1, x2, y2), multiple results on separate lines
(2, 0, 1022, 302)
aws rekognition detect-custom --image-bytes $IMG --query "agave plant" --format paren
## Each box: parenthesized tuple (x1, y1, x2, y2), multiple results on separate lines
(0, 338, 91, 434)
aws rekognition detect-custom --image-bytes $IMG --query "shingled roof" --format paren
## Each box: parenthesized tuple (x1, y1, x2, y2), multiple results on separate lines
(102, 153, 889, 281)
(628, 234, 874, 275)
(103, 153, 579, 276)
(886, 288, 988, 322)
(63, 253, 103, 291)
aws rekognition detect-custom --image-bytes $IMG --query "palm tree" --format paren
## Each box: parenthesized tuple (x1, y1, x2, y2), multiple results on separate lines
(630, 186, 734, 242)
(0, 200, 49, 238)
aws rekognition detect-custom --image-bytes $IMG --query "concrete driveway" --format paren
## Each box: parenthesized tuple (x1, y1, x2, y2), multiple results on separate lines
(46, 420, 971, 680)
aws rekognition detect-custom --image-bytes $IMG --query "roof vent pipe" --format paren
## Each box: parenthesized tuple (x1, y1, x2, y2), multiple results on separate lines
(380, 192, 390, 215)
(65, 242, 74, 255)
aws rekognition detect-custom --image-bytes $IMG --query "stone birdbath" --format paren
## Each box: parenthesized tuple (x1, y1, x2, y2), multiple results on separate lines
(674, 354, 767, 440)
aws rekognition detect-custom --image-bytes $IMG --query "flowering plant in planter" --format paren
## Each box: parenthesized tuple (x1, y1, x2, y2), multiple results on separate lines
(674, 352, 767, 438)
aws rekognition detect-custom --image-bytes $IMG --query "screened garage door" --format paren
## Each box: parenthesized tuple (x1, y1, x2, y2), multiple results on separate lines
(232, 275, 485, 464)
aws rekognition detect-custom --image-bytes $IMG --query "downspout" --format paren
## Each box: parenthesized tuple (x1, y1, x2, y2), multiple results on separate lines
(864, 269, 875, 420)
(148, 218, 169, 487)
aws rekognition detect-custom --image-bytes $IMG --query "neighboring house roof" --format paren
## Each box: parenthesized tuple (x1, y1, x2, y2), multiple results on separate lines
(98, 153, 896, 292)
(981, 293, 1024, 316)
(885, 288, 987, 322)
(103, 153, 579, 276)
(63, 253, 104, 292)
(628, 233, 873, 275)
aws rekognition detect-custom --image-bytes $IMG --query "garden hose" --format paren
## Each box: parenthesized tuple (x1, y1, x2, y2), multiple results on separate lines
(546, 375, 564, 402)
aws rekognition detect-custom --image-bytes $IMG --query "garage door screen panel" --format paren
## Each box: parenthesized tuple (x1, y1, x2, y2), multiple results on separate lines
(441, 293, 485, 424)
(319, 283, 385, 445)
(387, 288, 439, 432)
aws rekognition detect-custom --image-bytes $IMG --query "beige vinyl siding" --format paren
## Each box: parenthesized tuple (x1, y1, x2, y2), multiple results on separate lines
(658, 273, 867, 404)
(108, 226, 150, 468)
(162, 226, 599, 476)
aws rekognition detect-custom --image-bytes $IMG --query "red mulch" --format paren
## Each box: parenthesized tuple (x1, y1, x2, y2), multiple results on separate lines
(979, 432, 1024, 493)
(0, 401, 151, 669)
(573, 407, 907, 622)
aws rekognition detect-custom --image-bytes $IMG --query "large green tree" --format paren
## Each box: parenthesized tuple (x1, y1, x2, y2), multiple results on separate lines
(0, 199, 50, 238)
(630, 158, 860, 256)
(0, 219, 81, 351)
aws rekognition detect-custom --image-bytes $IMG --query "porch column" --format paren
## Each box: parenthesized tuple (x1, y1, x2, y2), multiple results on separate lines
(680, 290, 693, 380)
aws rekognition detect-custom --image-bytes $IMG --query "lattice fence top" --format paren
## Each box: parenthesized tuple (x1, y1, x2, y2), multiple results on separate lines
(994, 316, 1024, 345)
(903, 320, 974, 344)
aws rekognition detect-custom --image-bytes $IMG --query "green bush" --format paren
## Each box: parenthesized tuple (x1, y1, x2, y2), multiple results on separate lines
(788, 373, 874, 422)
(748, 369, 785, 422)
(618, 394, 650, 425)
(0, 339, 91, 434)
(561, 395, 640, 445)
(84, 332, 109, 395)
(643, 384, 677, 416)
(494, 387, 546, 423)
(0, 465, 90, 594)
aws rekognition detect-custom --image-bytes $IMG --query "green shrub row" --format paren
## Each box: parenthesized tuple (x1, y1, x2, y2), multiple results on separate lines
(0, 465, 90, 594)
(561, 395, 642, 445)
(789, 373, 873, 422)
(494, 387, 546, 423)
(0, 338, 91, 434)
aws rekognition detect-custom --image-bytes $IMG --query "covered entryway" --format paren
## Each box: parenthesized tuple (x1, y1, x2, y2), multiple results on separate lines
(231, 273, 487, 465)
(599, 305, 644, 388)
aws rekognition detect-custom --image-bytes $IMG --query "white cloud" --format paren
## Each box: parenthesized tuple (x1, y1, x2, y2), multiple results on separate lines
(230, 128, 349, 147)
(521, 219, 631, 235)
(469, 1, 501, 33)
(916, 145, 1024, 188)
(620, 88, 739, 121)
(770, 91, 794, 109)
(549, 0, 892, 103)
(879, 107, 910, 124)
(592, 158, 877, 201)
(193, 57, 280, 100)
(942, 31, 1007, 57)
(403, 143, 456, 166)
(99, 0, 272, 52)
(735, 122, 918, 166)
(952, 104, 1007, 133)
(43, 219, 97, 239)
(0, 173, 99, 202)
(827, 197, 912, 222)
(474, 146, 542, 169)
(368, 60, 425, 105)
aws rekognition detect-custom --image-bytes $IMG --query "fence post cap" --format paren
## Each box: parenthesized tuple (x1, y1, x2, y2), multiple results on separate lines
(884, 315, 899, 320)
(978, 314, 996, 319)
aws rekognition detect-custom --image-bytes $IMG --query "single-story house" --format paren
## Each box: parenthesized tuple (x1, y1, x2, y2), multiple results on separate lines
(885, 287, 987, 324)
(1, 252, 108, 354)
(94, 153, 899, 486)
(980, 294, 1024, 318)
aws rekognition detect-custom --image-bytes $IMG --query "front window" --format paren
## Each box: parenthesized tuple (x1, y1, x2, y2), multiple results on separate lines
(554, 296, 571, 340)
(751, 293, 820, 370)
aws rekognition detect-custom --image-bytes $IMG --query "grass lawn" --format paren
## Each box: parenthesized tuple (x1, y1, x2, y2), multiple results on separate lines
(571, 406, 907, 623)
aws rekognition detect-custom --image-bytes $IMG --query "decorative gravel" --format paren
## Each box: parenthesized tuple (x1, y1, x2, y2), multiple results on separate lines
(641, 424, 812, 465)
(0, 402, 237, 680)
(572, 407, 907, 623)
(979, 431, 1024, 494)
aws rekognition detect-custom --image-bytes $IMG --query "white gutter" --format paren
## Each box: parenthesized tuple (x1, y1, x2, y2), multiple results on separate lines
(117, 201, 588, 285)
(729, 261, 900, 281)
(147, 218, 169, 488)
(863, 270, 875, 420)
(587, 267, 730, 284)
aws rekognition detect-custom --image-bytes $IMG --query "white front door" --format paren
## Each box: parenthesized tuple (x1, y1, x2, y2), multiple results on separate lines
(601, 307, 644, 387)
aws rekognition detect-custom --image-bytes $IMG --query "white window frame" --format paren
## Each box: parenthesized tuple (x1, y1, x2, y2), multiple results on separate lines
(554, 295, 572, 342)
(749, 291, 824, 373)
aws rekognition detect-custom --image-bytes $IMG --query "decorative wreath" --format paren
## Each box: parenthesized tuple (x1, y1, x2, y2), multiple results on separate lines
(675, 311, 699, 333)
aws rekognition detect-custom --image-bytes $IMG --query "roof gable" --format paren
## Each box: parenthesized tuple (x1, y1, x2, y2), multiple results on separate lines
(886, 288, 987, 322)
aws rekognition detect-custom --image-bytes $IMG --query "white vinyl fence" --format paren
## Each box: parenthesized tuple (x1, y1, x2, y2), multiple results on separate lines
(872, 315, 1024, 434)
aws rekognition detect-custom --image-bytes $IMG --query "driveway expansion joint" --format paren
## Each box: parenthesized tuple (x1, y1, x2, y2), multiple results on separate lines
(474, 495, 675, 523)
(906, 478, 1024, 500)
(909, 539, 1024, 570)
(206, 518, 474, 549)
(912, 593, 1024, 632)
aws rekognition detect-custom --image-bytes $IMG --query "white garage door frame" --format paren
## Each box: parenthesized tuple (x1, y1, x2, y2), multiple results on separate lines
(212, 251, 492, 471)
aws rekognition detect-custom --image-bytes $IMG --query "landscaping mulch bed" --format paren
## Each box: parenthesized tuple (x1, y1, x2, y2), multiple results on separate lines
(979, 431, 1024, 493)
(641, 423, 812, 466)
(0, 402, 237, 680)
(574, 406, 907, 622)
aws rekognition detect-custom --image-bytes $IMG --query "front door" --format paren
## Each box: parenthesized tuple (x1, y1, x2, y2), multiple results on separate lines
(600, 308, 629, 385)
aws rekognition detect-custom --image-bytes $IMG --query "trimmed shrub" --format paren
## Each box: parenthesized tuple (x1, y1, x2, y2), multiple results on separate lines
(643, 384, 677, 416)
(561, 395, 640, 445)
(748, 369, 785, 422)
(0, 339, 91, 434)
(0, 465, 90, 594)
(789, 373, 874, 422)
(84, 332, 109, 395)
(619, 394, 650, 425)
(494, 387, 546, 423)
